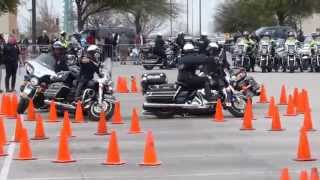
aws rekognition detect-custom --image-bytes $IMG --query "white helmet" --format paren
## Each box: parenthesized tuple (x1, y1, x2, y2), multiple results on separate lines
(183, 43, 195, 54)
(87, 45, 99, 52)
(157, 33, 162, 37)
(201, 32, 208, 36)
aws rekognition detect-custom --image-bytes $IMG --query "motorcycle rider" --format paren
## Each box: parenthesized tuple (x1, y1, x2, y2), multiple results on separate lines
(175, 32, 186, 50)
(241, 31, 256, 72)
(177, 43, 213, 101)
(259, 32, 277, 69)
(198, 32, 210, 55)
(75, 45, 102, 101)
(284, 31, 301, 72)
(154, 33, 167, 66)
(52, 41, 69, 73)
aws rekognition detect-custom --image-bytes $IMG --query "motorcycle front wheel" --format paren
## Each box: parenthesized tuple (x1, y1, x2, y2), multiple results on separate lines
(227, 95, 246, 118)
(88, 101, 115, 121)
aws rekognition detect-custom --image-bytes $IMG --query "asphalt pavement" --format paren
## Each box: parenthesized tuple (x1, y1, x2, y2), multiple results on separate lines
(1, 62, 320, 180)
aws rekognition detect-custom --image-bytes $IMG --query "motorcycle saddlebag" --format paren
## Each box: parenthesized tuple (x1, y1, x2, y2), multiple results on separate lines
(141, 73, 167, 86)
(44, 82, 71, 99)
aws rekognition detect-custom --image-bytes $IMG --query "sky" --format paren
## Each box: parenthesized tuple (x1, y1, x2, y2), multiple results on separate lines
(18, 0, 222, 35)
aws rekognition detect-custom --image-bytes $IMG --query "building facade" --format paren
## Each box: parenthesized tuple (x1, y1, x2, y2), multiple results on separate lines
(0, 13, 18, 35)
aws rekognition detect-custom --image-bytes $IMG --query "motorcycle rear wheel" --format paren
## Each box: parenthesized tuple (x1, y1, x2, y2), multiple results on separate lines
(88, 101, 115, 121)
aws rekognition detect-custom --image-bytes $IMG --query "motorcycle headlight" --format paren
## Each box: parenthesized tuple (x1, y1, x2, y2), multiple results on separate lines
(30, 77, 39, 86)
(25, 64, 34, 74)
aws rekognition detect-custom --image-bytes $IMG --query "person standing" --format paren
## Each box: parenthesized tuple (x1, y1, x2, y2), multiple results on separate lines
(3, 35, 20, 92)
(0, 34, 6, 92)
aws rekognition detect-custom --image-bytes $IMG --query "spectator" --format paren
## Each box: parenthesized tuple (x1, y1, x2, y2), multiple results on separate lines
(119, 33, 129, 65)
(0, 34, 6, 92)
(104, 33, 113, 59)
(86, 31, 96, 45)
(37, 30, 50, 45)
(3, 35, 20, 92)
(20, 35, 29, 65)
(112, 32, 119, 61)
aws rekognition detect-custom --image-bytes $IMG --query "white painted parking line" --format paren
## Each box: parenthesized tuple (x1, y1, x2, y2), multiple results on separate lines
(0, 141, 16, 180)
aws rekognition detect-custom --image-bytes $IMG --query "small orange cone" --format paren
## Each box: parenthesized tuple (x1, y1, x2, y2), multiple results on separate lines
(297, 91, 305, 114)
(14, 128, 36, 160)
(139, 130, 161, 166)
(116, 76, 123, 93)
(52, 128, 76, 163)
(214, 99, 224, 122)
(26, 99, 36, 121)
(47, 100, 59, 122)
(279, 85, 288, 105)
(8, 94, 18, 118)
(265, 96, 275, 118)
(62, 111, 75, 138)
(102, 130, 126, 165)
(269, 106, 285, 131)
(240, 100, 255, 131)
(0, 117, 8, 145)
(4, 94, 11, 117)
(280, 168, 291, 180)
(94, 112, 110, 135)
(31, 114, 49, 140)
(294, 129, 316, 161)
(258, 84, 269, 103)
(74, 101, 85, 123)
(12, 115, 23, 142)
(300, 170, 309, 180)
(129, 108, 143, 134)
(284, 95, 297, 116)
(311, 167, 319, 180)
(302, 109, 316, 131)
(302, 89, 311, 113)
(116, 76, 129, 93)
(0, 94, 7, 115)
(293, 88, 299, 108)
(130, 76, 139, 93)
(112, 101, 124, 124)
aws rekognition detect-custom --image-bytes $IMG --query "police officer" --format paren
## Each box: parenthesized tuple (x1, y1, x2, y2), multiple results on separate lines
(198, 32, 210, 55)
(175, 32, 186, 50)
(242, 31, 256, 72)
(52, 41, 69, 73)
(154, 33, 166, 65)
(177, 43, 213, 101)
(75, 45, 102, 100)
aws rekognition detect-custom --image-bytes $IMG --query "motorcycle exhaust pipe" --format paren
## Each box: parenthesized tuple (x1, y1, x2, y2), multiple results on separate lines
(143, 102, 209, 109)
(44, 100, 76, 110)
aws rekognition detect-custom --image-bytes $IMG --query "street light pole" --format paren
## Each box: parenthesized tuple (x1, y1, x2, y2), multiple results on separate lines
(187, 0, 189, 34)
(32, 0, 36, 48)
(199, 0, 202, 35)
(170, 0, 173, 37)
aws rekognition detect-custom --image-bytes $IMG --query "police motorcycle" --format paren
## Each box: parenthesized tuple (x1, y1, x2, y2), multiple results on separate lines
(142, 43, 246, 118)
(257, 39, 273, 72)
(312, 41, 320, 72)
(141, 40, 179, 70)
(17, 47, 115, 121)
(232, 38, 252, 71)
(299, 38, 313, 71)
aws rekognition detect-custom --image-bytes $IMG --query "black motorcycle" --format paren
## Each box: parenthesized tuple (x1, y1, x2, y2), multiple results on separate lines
(17, 54, 115, 121)
(141, 71, 246, 118)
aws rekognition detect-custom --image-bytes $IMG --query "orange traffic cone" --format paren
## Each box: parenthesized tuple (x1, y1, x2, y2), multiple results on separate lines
(293, 88, 299, 108)
(52, 128, 76, 163)
(279, 85, 288, 105)
(297, 91, 305, 114)
(294, 129, 316, 161)
(214, 99, 224, 122)
(62, 111, 75, 138)
(4, 94, 11, 117)
(280, 168, 291, 180)
(12, 115, 23, 142)
(302, 89, 311, 113)
(311, 167, 319, 180)
(74, 101, 85, 123)
(129, 108, 143, 134)
(116, 76, 123, 93)
(284, 95, 297, 116)
(47, 100, 59, 122)
(14, 128, 36, 160)
(258, 84, 269, 103)
(302, 109, 316, 131)
(139, 130, 161, 166)
(31, 114, 49, 140)
(112, 101, 124, 124)
(130, 76, 139, 93)
(265, 96, 275, 118)
(102, 130, 126, 165)
(116, 76, 129, 93)
(0, 94, 7, 115)
(240, 100, 255, 131)
(0, 117, 8, 145)
(94, 112, 110, 136)
(269, 106, 285, 131)
(300, 170, 309, 180)
(26, 99, 36, 121)
(0, 140, 7, 156)
(8, 93, 18, 118)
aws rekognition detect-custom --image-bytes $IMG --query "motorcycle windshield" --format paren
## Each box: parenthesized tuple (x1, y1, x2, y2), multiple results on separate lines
(28, 54, 57, 78)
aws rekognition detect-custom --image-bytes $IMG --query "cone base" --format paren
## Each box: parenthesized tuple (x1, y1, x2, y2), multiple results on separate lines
(52, 159, 76, 163)
(46, 120, 60, 123)
(268, 128, 285, 131)
(14, 157, 37, 160)
(294, 158, 317, 161)
(139, 161, 162, 166)
(112, 122, 124, 125)
(31, 137, 49, 140)
(102, 161, 126, 165)
(240, 128, 255, 131)
(283, 113, 297, 116)
(128, 131, 143, 134)
(94, 132, 111, 136)
(304, 128, 317, 132)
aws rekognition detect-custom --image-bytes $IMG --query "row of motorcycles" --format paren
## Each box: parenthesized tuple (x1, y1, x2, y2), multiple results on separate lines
(233, 38, 320, 73)
(17, 46, 115, 121)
